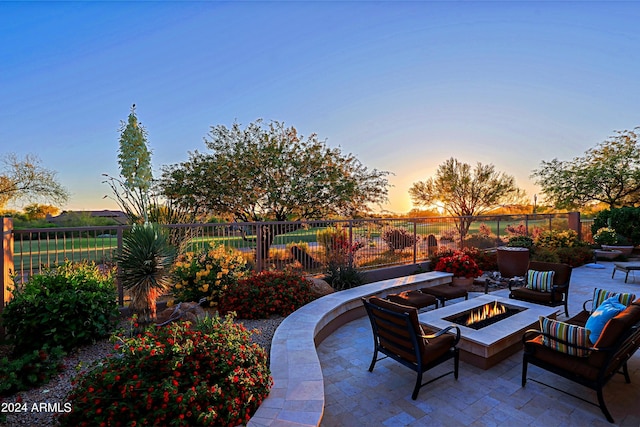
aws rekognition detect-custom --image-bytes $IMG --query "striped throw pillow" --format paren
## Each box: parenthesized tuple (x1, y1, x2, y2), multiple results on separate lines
(526, 270, 555, 292)
(539, 316, 591, 357)
(592, 288, 636, 310)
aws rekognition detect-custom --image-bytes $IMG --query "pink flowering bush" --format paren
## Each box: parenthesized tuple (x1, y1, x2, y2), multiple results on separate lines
(58, 315, 272, 427)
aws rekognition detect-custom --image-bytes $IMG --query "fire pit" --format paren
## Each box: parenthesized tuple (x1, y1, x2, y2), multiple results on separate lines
(445, 300, 525, 330)
(419, 295, 558, 369)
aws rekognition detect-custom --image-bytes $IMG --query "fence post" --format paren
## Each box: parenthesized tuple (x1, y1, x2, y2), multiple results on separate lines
(256, 225, 263, 272)
(116, 226, 124, 306)
(1, 217, 14, 338)
(568, 212, 581, 240)
(413, 221, 417, 264)
(348, 220, 354, 268)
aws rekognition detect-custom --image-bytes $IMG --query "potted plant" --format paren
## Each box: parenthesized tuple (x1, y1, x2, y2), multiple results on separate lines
(434, 251, 483, 288)
(594, 227, 634, 256)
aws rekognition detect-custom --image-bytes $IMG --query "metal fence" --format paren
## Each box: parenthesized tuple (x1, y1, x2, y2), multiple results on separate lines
(4, 212, 585, 284)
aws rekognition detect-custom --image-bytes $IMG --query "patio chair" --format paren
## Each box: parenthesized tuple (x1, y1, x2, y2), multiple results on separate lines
(361, 296, 460, 400)
(509, 261, 572, 317)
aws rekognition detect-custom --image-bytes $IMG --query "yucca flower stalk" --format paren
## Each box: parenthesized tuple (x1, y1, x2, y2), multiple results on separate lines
(117, 223, 177, 324)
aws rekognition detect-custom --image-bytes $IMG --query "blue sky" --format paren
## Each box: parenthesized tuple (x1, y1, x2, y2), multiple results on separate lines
(2, 1, 639, 214)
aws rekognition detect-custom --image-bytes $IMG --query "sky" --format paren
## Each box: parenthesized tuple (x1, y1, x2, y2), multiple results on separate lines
(1, 1, 639, 215)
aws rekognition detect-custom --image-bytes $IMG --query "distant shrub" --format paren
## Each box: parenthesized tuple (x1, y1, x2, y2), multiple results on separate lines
(172, 245, 249, 307)
(507, 235, 534, 248)
(534, 230, 581, 249)
(382, 227, 418, 252)
(325, 264, 365, 291)
(218, 271, 316, 319)
(2, 261, 118, 355)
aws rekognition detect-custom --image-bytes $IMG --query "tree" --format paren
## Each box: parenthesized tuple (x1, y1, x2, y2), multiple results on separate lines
(23, 203, 60, 220)
(531, 127, 640, 209)
(104, 104, 153, 224)
(160, 119, 390, 257)
(409, 158, 523, 242)
(0, 153, 69, 209)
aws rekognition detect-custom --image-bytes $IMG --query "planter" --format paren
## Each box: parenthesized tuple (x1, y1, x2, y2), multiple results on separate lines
(497, 247, 530, 278)
(594, 249, 622, 260)
(451, 276, 474, 289)
(601, 245, 634, 256)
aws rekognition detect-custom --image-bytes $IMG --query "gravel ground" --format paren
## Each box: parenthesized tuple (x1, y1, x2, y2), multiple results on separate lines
(0, 316, 283, 427)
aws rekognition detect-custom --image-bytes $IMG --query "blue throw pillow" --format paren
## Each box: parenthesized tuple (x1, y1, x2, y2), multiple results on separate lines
(585, 296, 626, 344)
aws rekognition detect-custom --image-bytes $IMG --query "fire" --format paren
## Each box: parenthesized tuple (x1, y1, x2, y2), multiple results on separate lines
(466, 301, 507, 326)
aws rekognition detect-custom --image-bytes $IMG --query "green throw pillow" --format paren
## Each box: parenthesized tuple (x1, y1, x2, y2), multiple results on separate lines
(592, 288, 636, 310)
(526, 270, 555, 292)
(539, 316, 591, 357)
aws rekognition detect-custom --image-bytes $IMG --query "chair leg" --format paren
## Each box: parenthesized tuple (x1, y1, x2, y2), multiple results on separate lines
(453, 349, 459, 380)
(623, 362, 631, 383)
(412, 372, 423, 400)
(564, 300, 569, 317)
(368, 348, 378, 372)
(597, 386, 614, 423)
(521, 357, 528, 387)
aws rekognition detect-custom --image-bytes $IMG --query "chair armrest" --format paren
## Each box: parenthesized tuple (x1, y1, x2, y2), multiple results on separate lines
(422, 325, 461, 346)
(582, 299, 594, 312)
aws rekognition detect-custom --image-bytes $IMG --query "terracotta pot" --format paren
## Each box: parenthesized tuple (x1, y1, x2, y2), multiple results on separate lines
(451, 276, 474, 288)
(601, 245, 634, 256)
(497, 247, 530, 278)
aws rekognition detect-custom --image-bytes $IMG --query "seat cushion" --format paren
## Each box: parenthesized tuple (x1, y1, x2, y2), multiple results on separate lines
(585, 296, 626, 344)
(421, 333, 456, 366)
(387, 291, 437, 310)
(510, 287, 558, 303)
(526, 269, 555, 292)
(524, 335, 599, 381)
(421, 284, 468, 300)
(539, 316, 590, 357)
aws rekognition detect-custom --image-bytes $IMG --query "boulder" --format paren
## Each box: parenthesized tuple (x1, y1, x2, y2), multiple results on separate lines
(155, 301, 207, 326)
(308, 278, 335, 297)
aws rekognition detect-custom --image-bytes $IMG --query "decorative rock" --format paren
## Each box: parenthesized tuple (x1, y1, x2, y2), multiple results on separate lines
(308, 277, 335, 296)
(155, 302, 207, 326)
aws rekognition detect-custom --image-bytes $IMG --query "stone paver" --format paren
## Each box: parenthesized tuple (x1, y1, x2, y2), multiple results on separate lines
(318, 261, 640, 426)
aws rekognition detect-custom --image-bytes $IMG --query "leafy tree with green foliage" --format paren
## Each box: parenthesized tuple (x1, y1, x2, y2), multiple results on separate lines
(409, 158, 523, 242)
(22, 203, 59, 220)
(592, 207, 640, 246)
(104, 104, 153, 224)
(532, 127, 640, 209)
(0, 153, 68, 209)
(160, 119, 390, 258)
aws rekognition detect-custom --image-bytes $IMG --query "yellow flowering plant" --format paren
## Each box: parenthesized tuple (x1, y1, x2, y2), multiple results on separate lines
(171, 245, 250, 307)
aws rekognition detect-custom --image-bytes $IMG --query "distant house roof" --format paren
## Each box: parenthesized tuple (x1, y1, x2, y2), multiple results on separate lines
(47, 210, 129, 225)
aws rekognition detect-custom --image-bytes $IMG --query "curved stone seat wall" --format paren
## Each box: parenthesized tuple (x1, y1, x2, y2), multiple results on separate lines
(248, 271, 452, 426)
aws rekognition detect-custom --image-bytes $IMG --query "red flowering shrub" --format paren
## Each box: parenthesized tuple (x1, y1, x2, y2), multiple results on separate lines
(218, 271, 317, 319)
(58, 316, 272, 427)
(434, 251, 483, 278)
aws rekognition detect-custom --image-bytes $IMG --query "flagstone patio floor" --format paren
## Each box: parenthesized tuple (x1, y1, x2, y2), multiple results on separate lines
(317, 261, 640, 426)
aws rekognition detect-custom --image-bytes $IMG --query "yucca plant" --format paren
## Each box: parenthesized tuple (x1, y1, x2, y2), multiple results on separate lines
(117, 223, 177, 324)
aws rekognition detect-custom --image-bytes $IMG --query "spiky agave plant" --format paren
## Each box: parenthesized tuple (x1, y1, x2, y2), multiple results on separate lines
(117, 223, 177, 324)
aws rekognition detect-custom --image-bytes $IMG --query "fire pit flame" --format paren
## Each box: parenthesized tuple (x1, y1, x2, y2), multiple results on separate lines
(466, 300, 507, 326)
